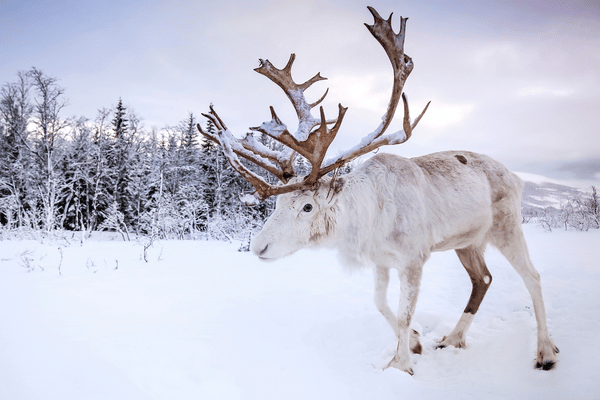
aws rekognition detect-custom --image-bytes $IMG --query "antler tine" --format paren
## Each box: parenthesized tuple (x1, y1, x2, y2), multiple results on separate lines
(403, 93, 431, 139)
(254, 54, 332, 141)
(363, 6, 413, 140)
(197, 106, 298, 201)
(208, 104, 227, 130)
(304, 104, 348, 184)
(309, 87, 329, 109)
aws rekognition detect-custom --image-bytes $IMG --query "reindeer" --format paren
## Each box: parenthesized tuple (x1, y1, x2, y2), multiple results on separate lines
(198, 6, 559, 375)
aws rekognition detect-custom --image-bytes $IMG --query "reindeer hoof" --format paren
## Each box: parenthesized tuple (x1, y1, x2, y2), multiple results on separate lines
(536, 360, 556, 371)
(384, 362, 414, 376)
(384, 355, 414, 375)
(535, 341, 559, 370)
(435, 336, 447, 349)
(436, 335, 465, 349)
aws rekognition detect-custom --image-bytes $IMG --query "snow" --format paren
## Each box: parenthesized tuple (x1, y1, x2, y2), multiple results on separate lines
(1, 225, 599, 399)
(515, 172, 566, 186)
(239, 193, 260, 207)
(255, 119, 288, 139)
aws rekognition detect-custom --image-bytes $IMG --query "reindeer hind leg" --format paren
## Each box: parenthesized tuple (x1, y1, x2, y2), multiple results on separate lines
(437, 245, 491, 349)
(492, 223, 559, 370)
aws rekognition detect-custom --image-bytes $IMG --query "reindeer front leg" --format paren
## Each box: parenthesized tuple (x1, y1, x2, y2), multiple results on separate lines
(374, 266, 399, 334)
(374, 264, 423, 375)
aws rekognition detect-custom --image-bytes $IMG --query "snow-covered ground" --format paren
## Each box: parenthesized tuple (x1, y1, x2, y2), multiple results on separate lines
(1, 225, 599, 400)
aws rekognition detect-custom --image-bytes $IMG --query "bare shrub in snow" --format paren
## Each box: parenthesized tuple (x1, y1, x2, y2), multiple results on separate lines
(532, 186, 600, 231)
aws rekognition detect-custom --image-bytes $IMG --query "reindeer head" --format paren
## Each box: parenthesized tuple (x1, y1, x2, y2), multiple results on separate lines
(198, 7, 429, 260)
(249, 175, 345, 261)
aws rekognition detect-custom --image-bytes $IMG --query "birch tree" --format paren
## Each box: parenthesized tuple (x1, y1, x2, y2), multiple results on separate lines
(27, 68, 70, 232)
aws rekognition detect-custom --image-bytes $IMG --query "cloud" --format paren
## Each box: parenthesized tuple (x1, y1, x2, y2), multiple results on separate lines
(558, 158, 600, 184)
(420, 100, 476, 129)
(472, 42, 522, 72)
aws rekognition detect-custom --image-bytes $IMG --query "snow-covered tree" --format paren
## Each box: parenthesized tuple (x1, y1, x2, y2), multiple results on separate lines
(98, 201, 129, 241)
(107, 99, 130, 221)
(0, 71, 33, 228)
(586, 186, 599, 228)
(27, 68, 70, 233)
(58, 116, 94, 231)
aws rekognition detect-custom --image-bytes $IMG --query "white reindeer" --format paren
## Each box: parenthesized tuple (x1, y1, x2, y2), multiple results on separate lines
(198, 6, 559, 374)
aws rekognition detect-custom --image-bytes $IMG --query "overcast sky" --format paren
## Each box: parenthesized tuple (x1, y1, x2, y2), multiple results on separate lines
(1, 0, 599, 187)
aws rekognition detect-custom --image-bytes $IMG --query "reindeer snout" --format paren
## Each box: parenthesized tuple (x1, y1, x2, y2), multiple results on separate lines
(254, 243, 276, 262)
(250, 235, 271, 260)
(258, 244, 268, 256)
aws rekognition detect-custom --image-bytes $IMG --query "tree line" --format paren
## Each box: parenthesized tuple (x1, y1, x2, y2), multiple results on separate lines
(0, 68, 285, 241)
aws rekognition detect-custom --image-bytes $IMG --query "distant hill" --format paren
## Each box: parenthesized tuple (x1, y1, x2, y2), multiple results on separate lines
(514, 172, 586, 211)
(515, 173, 599, 230)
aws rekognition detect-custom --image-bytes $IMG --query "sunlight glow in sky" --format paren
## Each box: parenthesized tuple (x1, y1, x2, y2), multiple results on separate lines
(1, 0, 599, 186)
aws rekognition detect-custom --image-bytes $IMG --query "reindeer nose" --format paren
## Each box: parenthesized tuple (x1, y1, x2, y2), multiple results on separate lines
(258, 244, 269, 256)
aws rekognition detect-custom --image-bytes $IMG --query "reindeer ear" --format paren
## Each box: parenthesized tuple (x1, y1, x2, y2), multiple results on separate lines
(330, 176, 345, 196)
(316, 176, 345, 203)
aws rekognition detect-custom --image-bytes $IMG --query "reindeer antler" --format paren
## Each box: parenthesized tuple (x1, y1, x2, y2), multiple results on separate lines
(197, 6, 430, 205)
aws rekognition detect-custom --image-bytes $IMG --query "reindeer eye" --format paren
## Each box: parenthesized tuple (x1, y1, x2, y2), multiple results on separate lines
(302, 204, 313, 213)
